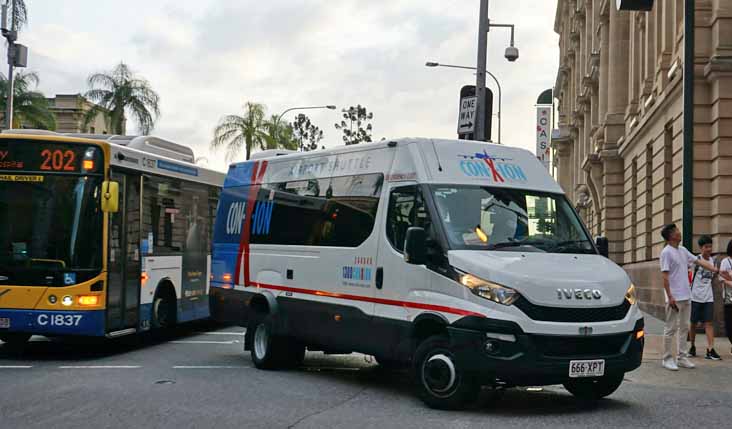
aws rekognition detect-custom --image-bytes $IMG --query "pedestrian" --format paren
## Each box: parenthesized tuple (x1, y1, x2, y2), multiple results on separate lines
(659, 224, 722, 371)
(721, 240, 732, 354)
(688, 235, 721, 360)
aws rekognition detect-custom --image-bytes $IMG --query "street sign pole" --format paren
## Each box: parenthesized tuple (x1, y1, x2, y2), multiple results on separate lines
(475, 0, 489, 142)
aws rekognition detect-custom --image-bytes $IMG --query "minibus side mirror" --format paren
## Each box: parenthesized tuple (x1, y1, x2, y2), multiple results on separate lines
(596, 236, 609, 258)
(404, 227, 427, 265)
(101, 181, 120, 213)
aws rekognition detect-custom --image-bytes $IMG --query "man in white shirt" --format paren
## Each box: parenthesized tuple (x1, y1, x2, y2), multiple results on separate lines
(659, 224, 726, 371)
(688, 235, 720, 360)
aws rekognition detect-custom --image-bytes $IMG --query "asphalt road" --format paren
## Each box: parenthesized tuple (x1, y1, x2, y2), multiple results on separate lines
(2, 322, 732, 429)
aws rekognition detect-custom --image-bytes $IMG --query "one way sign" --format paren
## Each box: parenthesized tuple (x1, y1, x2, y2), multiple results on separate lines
(458, 96, 477, 133)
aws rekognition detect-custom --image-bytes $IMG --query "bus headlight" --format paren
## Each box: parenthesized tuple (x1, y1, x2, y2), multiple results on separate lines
(458, 271, 520, 306)
(61, 295, 73, 306)
(625, 284, 637, 305)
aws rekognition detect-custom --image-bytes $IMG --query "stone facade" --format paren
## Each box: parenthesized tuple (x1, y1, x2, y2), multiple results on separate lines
(47, 94, 124, 135)
(553, 0, 732, 325)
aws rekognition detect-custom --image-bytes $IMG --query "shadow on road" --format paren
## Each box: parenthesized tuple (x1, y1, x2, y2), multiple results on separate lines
(0, 319, 228, 361)
(270, 353, 635, 416)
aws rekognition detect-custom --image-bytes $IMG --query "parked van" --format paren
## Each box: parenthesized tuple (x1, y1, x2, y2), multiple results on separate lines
(210, 138, 644, 409)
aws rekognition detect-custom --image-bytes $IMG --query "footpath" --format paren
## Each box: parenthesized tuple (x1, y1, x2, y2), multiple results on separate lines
(642, 311, 732, 365)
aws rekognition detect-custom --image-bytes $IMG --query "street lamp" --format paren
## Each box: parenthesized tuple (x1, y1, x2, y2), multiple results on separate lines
(425, 61, 502, 144)
(274, 105, 337, 125)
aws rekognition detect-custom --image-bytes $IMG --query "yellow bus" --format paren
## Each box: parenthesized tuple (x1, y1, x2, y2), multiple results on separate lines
(0, 131, 223, 346)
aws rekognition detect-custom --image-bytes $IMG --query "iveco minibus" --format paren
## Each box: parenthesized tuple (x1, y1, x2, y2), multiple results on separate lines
(210, 138, 643, 409)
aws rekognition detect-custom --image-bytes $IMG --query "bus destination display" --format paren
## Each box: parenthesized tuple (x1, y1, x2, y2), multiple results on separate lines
(0, 140, 104, 174)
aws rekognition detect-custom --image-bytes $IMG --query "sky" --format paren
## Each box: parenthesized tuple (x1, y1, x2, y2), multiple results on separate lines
(14, 0, 559, 172)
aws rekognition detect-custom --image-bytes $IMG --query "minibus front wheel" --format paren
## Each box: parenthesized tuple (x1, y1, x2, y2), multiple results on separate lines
(413, 335, 479, 410)
(563, 373, 624, 400)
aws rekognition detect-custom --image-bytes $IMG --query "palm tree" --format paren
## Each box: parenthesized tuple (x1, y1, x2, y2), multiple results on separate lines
(83, 62, 160, 135)
(0, 71, 56, 130)
(211, 102, 267, 161)
(262, 115, 298, 151)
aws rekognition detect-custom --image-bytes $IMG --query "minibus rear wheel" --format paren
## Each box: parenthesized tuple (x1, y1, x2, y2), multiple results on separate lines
(563, 374, 624, 400)
(413, 335, 479, 410)
(250, 314, 290, 370)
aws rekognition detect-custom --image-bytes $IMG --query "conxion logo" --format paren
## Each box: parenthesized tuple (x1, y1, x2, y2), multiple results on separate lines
(458, 150, 528, 183)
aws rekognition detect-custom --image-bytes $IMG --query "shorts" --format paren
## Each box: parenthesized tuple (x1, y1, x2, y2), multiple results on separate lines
(690, 301, 714, 323)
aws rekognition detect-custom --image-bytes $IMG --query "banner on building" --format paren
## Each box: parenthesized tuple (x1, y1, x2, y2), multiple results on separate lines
(536, 106, 551, 170)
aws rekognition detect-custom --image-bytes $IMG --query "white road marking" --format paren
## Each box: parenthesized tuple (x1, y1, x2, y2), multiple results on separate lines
(171, 340, 238, 344)
(58, 365, 141, 369)
(0, 365, 32, 369)
(172, 365, 251, 369)
(194, 331, 246, 336)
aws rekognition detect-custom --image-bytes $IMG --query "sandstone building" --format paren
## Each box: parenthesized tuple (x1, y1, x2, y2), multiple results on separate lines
(553, 0, 732, 320)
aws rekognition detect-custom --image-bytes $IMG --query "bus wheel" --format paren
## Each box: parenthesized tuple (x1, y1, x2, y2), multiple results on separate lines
(0, 333, 31, 348)
(413, 335, 479, 410)
(250, 315, 288, 370)
(152, 293, 177, 329)
(563, 374, 624, 400)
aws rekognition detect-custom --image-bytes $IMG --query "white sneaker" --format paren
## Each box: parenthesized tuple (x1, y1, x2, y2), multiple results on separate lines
(662, 358, 679, 371)
(678, 357, 696, 369)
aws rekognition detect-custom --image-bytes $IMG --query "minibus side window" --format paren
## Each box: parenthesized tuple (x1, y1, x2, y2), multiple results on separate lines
(386, 186, 430, 252)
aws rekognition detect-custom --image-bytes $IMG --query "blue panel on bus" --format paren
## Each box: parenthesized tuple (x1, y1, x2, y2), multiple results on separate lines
(157, 159, 199, 176)
(0, 309, 106, 336)
(223, 162, 255, 188)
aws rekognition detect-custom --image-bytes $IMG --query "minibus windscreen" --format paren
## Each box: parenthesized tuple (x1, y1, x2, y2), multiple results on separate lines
(431, 185, 595, 254)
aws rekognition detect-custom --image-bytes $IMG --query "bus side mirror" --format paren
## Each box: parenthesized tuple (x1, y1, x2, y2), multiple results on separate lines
(101, 181, 119, 213)
(596, 236, 609, 258)
(404, 227, 427, 265)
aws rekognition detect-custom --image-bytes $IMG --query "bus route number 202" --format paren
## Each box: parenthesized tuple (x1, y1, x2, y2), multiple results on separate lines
(37, 314, 83, 327)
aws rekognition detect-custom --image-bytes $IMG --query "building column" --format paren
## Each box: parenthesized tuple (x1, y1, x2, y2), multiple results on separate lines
(605, 5, 630, 148)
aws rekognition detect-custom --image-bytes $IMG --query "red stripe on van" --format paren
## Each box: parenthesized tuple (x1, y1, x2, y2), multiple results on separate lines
(234, 161, 269, 285)
(250, 281, 486, 318)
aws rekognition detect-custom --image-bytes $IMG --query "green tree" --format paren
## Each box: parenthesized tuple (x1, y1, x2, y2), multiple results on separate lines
(262, 115, 298, 151)
(334, 104, 373, 145)
(83, 62, 160, 135)
(211, 102, 268, 161)
(0, 71, 56, 130)
(291, 113, 324, 152)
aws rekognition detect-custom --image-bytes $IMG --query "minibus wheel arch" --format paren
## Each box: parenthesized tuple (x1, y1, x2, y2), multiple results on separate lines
(412, 314, 449, 345)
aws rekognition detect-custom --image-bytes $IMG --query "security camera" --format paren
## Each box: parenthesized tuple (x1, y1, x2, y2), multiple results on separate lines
(505, 46, 519, 62)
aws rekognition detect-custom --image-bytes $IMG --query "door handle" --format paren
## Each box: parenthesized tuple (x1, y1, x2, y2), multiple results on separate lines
(375, 267, 383, 290)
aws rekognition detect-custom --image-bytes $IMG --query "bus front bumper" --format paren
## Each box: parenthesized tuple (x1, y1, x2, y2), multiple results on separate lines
(0, 309, 106, 337)
(447, 317, 644, 387)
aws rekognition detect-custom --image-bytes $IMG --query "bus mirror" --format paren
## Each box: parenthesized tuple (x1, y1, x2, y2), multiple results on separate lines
(101, 181, 119, 213)
(404, 227, 427, 265)
(595, 236, 609, 258)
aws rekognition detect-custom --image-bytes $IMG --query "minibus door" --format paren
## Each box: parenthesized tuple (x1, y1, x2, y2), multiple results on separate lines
(373, 183, 431, 349)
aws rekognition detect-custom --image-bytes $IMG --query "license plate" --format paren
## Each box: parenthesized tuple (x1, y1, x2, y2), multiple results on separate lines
(569, 359, 605, 378)
(0, 317, 9, 329)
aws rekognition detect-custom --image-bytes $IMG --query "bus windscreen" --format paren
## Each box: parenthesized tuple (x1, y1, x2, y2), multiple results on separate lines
(0, 140, 105, 287)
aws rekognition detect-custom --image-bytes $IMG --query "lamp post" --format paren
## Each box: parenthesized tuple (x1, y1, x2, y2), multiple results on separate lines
(274, 105, 336, 125)
(425, 61, 502, 144)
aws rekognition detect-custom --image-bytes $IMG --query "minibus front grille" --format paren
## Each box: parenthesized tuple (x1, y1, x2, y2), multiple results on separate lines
(514, 298, 631, 323)
(532, 333, 630, 358)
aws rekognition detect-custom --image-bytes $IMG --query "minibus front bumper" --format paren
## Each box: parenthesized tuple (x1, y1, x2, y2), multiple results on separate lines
(447, 316, 644, 387)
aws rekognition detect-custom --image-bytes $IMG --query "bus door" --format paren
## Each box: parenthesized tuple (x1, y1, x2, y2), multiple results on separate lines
(106, 171, 141, 333)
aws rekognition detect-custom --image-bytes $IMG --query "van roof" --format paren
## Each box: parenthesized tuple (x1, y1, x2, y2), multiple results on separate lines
(225, 138, 562, 194)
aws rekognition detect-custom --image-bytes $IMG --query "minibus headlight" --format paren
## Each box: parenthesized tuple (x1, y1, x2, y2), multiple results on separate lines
(625, 283, 637, 305)
(458, 271, 520, 306)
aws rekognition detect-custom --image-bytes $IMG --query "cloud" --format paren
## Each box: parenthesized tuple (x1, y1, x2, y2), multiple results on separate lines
(17, 0, 558, 169)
